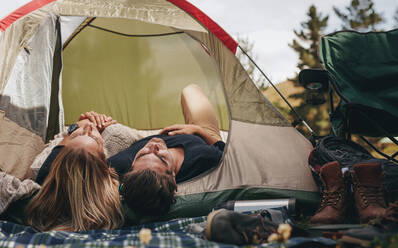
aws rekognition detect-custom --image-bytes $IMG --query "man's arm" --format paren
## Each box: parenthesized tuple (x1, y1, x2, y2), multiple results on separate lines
(159, 124, 219, 145)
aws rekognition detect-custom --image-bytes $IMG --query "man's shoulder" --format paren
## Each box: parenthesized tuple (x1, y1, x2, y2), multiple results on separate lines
(164, 133, 204, 143)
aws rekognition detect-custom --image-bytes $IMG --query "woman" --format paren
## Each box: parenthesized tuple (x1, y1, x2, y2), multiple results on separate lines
(26, 113, 124, 231)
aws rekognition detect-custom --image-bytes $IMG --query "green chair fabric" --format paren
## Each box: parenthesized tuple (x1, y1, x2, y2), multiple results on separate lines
(319, 29, 398, 137)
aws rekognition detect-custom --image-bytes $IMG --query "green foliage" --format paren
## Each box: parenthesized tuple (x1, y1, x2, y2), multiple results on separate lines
(333, 0, 384, 31)
(370, 233, 398, 248)
(236, 36, 267, 90)
(289, 5, 328, 79)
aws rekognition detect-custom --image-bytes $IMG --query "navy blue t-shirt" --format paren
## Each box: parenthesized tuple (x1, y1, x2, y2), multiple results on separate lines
(108, 134, 225, 183)
(36, 134, 225, 185)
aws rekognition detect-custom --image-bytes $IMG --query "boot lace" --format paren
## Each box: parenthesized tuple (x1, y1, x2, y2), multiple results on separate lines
(351, 172, 385, 208)
(236, 215, 276, 244)
(356, 184, 385, 207)
(318, 189, 344, 210)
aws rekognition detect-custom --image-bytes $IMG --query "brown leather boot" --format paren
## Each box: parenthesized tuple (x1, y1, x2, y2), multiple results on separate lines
(310, 161, 348, 224)
(352, 162, 387, 223)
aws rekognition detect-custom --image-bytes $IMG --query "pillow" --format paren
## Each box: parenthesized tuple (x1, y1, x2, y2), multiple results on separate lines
(0, 111, 44, 180)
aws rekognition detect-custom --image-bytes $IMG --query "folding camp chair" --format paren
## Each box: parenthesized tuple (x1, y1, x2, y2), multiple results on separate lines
(299, 29, 398, 162)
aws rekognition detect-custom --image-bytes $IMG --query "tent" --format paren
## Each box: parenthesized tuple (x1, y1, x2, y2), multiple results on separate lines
(0, 0, 318, 223)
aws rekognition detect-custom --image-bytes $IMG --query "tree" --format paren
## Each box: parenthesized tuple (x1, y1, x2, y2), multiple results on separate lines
(284, 5, 330, 137)
(333, 0, 384, 31)
(236, 36, 267, 91)
(289, 5, 328, 78)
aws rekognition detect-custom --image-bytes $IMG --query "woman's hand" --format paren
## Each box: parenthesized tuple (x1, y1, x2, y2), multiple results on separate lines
(159, 124, 200, 136)
(78, 111, 116, 133)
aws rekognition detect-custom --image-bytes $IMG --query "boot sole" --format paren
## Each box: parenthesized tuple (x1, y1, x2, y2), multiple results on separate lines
(205, 209, 225, 241)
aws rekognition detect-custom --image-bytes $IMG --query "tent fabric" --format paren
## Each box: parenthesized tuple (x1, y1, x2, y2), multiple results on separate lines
(60, 16, 86, 46)
(184, 29, 290, 127)
(0, 9, 52, 94)
(177, 121, 317, 196)
(320, 29, 398, 136)
(0, 0, 238, 54)
(0, 14, 58, 138)
(0, 0, 206, 94)
(0, 0, 318, 224)
(60, 17, 230, 130)
(0, 0, 56, 31)
(0, 0, 289, 129)
(167, 0, 238, 54)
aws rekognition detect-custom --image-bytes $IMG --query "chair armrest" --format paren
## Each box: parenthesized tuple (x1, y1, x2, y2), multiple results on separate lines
(298, 69, 329, 92)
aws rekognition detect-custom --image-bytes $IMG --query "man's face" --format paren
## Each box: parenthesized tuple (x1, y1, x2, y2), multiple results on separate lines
(66, 122, 104, 155)
(132, 138, 175, 175)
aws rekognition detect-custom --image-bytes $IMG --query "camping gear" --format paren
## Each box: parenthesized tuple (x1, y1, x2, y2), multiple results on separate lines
(205, 209, 278, 245)
(309, 135, 398, 202)
(352, 162, 387, 223)
(299, 29, 398, 162)
(204, 208, 336, 247)
(215, 198, 296, 216)
(0, 0, 318, 223)
(188, 207, 291, 238)
(310, 161, 349, 224)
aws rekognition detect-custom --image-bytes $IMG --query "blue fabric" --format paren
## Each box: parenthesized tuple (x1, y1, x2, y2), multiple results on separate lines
(0, 216, 337, 248)
(0, 216, 226, 248)
(0, 214, 337, 248)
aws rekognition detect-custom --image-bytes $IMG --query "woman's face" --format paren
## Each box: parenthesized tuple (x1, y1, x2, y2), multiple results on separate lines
(66, 122, 104, 155)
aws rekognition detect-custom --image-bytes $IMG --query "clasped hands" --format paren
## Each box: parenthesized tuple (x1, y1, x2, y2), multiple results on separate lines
(77, 111, 116, 133)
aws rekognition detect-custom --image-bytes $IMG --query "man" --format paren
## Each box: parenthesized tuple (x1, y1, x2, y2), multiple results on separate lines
(108, 84, 225, 216)
(35, 84, 225, 217)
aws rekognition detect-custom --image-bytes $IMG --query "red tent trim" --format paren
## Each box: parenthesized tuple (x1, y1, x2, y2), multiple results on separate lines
(0, 0, 238, 54)
(0, 0, 56, 31)
(167, 0, 238, 54)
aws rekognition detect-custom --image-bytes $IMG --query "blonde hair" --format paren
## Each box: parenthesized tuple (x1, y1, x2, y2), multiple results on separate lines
(26, 147, 124, 231)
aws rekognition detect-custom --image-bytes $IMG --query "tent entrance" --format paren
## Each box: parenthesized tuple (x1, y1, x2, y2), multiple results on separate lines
(60, 17, 229, 131)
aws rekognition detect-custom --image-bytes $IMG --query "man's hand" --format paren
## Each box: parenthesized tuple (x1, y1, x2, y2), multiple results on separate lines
(160, 124, 218, 145)
(78, 111, 116, 133)
(159, 124, 200, 136)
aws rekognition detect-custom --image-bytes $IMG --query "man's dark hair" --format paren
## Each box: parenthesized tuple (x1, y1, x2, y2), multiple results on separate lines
(121, 169, 177, 216)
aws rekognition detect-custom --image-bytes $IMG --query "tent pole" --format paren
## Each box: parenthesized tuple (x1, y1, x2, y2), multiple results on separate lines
(237, 45, 314, 135)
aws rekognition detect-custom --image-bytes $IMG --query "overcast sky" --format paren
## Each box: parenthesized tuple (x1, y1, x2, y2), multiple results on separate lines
(189, 0, 396, 83)
(1, 0, 396, 83)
